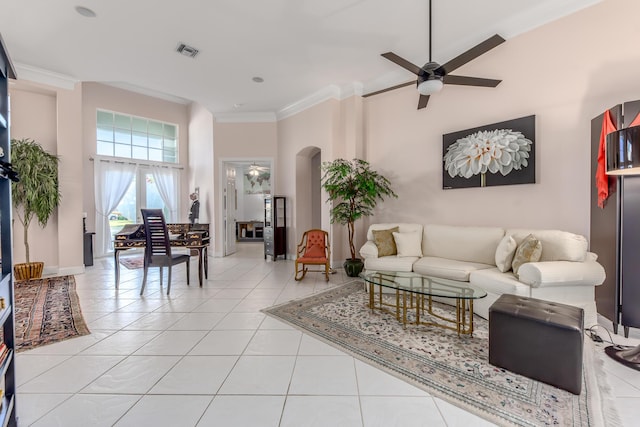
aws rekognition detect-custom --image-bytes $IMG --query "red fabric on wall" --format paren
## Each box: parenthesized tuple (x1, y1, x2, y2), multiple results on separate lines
(596, 110, 617, 208)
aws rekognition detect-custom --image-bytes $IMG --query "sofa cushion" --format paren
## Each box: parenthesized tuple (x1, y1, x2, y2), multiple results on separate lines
(413, 256, 494, 282)
(511, 234, 542, 275)
(469, 268, 531, 296)
(367, 223, 423, 241)
(506, 229, 588, 262)
(364, 256, 418, 272)
(422, 224, 504, 266)
(393, 232, 423, 257)
(372, 227, 399, 257)
(495, 235, 517, 273)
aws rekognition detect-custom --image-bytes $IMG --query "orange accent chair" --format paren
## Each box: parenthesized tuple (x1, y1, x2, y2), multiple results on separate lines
(295, 229, 331, 281)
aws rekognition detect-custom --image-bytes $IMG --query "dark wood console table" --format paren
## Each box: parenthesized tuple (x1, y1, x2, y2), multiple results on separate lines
(113, 223, 210, 288)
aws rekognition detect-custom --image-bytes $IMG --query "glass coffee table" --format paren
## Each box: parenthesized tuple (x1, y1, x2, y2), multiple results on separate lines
(360, 271, 487, 336)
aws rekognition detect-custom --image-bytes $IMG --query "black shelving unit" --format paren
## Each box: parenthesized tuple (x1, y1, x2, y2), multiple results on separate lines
(591, 100, 640, 337)
(264, 196, 286, 260)
(0, 33, 17, 427)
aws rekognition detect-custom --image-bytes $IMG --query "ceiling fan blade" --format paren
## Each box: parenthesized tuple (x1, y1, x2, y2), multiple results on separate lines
(417, 94, 430, 110)
(443, 75, 501, 87)
(381, 52, 422, 75)
(363, 80, 415, 98)
(437, 34, 505, 75)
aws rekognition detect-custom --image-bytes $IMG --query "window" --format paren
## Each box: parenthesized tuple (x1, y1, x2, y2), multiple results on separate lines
(96, 110, 178, 163)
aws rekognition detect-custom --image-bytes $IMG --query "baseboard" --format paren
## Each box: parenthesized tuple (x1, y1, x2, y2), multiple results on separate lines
(47, 265, 85, 277)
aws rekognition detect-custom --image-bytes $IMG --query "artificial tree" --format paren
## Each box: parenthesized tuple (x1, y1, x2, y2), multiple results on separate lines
(321, 158, 397, 276)
(11, 138, 61, 280)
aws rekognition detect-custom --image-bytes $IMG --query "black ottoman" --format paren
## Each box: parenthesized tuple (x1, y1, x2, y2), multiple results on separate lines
(489, 294, 584, 394)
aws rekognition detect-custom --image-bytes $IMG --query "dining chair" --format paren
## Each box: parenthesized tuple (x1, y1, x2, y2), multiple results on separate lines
(140, 209, 190, 295)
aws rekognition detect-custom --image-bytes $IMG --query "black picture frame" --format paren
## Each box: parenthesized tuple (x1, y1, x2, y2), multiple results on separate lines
(442, 115, 536, 190)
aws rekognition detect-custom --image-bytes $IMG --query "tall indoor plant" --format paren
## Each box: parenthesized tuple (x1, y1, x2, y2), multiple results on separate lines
(321, 158, 397, 277)
(11, 138, 61, 280)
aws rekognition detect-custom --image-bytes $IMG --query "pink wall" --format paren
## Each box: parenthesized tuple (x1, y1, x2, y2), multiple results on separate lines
(8, 0, 640, 271)
(82, 82, 191, 232)
(359, 0, 640, 246)
(9, 81, 191, 273)
(9, 85, 60, 268)
(212, 121, 278, 255)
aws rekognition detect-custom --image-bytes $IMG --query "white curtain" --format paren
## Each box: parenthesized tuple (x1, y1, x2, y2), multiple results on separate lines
(94, 160, 137, 257)
(151, 166, 180, 222)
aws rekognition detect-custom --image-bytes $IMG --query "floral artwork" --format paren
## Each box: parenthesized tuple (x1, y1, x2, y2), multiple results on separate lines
(442, 115, 535, 189)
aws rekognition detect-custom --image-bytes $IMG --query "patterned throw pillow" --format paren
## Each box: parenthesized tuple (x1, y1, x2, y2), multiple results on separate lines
(372, 227, 399, 257)
(511, 234, 542, 275)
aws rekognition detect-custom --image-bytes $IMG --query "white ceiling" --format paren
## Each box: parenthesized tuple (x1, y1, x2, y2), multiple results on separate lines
(1, 0, 600, 116)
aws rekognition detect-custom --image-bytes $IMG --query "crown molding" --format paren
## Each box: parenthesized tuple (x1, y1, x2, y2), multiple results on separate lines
(14, 63, 78, 90)
(339, 82, 364, 100)
(276, 82, 366, 120)
(214, 112, 277, 123)
(105, 82, 191, 105)
(276, 85, 341, 120)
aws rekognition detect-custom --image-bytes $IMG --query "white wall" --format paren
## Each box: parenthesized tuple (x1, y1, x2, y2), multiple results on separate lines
(188, 103, 214, 225)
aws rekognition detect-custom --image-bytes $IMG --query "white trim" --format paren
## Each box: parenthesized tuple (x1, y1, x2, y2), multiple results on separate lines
(104, 82, 191, 105)
(339, 82, 364, 99)
(277, 85, 342, 120)
(214, 112, 277, 123)
(14, 63, 78, 90)
(45, 265, 86, 276)
(276, 82, 366, 120)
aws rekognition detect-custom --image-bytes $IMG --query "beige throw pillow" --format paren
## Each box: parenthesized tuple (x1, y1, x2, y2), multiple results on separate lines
(372, 227, 399, 257)
(495, 235, 517, 272)
(392, 231, 423, 257)
(511, 234, 542, 275)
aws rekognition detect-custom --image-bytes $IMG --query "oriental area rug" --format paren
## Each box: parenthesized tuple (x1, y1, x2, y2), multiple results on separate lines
(14, 275, 90, 352)
(263, 281, 618, 427)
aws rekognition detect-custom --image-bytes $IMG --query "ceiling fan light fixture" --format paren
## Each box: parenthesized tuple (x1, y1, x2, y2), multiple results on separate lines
(417, 78, 443, 95)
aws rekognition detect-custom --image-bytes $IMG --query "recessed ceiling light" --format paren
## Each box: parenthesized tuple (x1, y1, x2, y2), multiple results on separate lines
(75, 6, 96, 18)
(252, 77, 264, 83)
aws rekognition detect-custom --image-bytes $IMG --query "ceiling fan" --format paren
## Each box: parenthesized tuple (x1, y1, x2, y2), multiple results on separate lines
(363, 0, 505, 110)
(247, 162, 269, 176)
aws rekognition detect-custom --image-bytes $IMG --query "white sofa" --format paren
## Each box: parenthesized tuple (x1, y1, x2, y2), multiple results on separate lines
(359, 223, 606, 327)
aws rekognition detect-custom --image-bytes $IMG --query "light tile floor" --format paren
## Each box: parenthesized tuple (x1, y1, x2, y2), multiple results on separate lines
(15, 243, 640, 426)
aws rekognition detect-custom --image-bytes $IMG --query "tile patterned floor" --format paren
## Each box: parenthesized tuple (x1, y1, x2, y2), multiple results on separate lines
(15, 243, 640, 426)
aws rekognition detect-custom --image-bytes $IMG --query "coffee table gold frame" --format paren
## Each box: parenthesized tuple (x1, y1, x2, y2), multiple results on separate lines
(361, 271, 487, 337)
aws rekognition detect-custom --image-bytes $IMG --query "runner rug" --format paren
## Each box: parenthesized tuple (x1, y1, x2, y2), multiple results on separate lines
(263, 281, 618, 427)
(14, 275, 90, 352)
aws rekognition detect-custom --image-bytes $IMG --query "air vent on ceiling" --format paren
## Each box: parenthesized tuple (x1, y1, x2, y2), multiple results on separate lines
(176, 43, 199, 58)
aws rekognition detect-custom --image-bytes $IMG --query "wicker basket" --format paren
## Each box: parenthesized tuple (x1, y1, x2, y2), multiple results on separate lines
(14, 262, 44, 281)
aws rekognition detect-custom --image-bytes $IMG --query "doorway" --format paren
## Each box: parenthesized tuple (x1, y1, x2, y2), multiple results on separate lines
(221, 159, 273, 256)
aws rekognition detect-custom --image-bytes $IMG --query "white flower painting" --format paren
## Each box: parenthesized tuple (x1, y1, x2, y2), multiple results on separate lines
(442, 115, 536, 189)
(444, 129, 532, 179)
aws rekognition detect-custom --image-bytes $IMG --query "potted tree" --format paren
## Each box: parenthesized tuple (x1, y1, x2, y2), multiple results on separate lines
(11, 138, 61, 281)
(321, 158, 397, 277)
